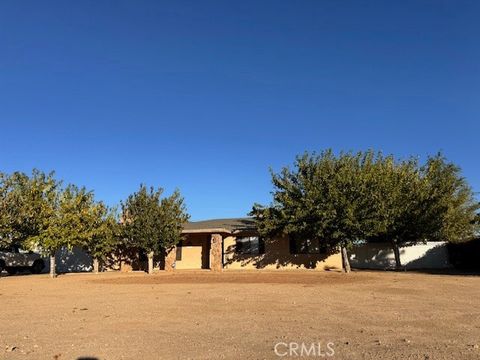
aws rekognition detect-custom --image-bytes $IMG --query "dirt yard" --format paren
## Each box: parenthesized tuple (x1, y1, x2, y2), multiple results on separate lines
(0, 270, 479, 360)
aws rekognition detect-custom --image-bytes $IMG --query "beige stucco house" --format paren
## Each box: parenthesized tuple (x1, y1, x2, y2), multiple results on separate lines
(164, 218, 342, 271)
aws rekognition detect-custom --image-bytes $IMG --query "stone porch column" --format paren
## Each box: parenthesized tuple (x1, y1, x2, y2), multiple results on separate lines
(165, 247, 177, 271)
(210, 233, 223, 271)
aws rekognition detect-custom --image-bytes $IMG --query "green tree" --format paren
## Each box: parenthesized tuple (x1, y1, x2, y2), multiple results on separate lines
(421, 154, 479, 243)
(365, 155, 426, 267)
(81, 203, 121, 274)
(251, 150, 379, 273)
(253, 150, 479, 272)
(0, 170, 59, 249)
(159, 190, 190, 251)
(31, 184, 99, 277)
(121, 185, 189, 274)
(370, 154, 479, 267)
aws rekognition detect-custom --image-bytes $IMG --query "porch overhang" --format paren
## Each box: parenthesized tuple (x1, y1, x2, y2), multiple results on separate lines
(181, 228, 233, 235)
(182, 218, 257, 235)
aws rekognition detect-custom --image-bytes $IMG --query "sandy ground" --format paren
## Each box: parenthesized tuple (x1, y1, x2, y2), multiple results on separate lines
(0, 270, 479, 360)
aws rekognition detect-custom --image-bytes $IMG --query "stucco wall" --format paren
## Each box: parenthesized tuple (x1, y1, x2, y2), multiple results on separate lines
(349, 242, 451, 269)
(223, 235, 342, 271)
(176, 246, 203, 269)
(175, 233, 210, 269)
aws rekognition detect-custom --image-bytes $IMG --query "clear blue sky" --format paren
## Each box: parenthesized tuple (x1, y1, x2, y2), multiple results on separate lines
(1, 1, 478, 220)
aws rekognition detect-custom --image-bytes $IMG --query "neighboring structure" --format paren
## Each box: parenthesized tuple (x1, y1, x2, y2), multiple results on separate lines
(169, 218, 342, 271)
(349, 241, 451, 270)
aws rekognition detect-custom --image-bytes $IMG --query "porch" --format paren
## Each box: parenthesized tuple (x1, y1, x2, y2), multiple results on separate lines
(173, 233, 223, 270)
(166, 218, 256, 271)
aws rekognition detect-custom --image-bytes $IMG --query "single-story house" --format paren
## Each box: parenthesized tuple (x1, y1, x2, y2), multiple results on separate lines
(165, 218, 343, 271)
(32, 218, 453, 274)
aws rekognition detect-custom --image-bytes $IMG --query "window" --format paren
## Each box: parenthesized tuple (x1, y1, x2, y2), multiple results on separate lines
(289, 237, 327, 254)
(176, 241, 183, 261)
(235, 236, 265, 255)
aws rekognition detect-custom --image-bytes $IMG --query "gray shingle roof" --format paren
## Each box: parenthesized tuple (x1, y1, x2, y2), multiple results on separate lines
(182, 218, 257, 234)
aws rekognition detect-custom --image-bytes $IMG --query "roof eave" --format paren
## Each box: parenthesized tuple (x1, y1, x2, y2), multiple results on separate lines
(182, 228, 232, 234)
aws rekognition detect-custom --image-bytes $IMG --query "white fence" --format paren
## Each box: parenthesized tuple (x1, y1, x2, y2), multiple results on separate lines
(42, 246, 93, 273)
(349, 241, 451, 269)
